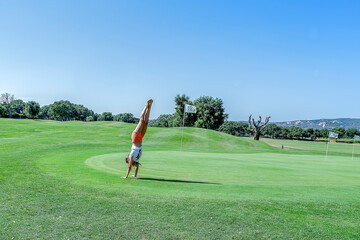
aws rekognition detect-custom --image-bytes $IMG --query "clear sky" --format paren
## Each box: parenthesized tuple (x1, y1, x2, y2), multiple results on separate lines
(1, 0, 359, 122)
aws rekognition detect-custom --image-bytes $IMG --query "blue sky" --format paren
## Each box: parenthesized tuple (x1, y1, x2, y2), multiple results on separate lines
(1, 0, 359, 122)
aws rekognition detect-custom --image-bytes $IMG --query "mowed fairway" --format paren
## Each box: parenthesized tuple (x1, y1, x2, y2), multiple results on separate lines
(1, 119, 360, 239)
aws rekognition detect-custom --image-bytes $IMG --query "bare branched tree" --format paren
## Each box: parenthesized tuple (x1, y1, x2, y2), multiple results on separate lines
(1, 93, 15, 118)
(248, 114, 271, 140)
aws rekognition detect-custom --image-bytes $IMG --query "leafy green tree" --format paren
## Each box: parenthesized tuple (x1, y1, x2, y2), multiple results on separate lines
(93, 113, 101, 121)
(48, 101, 74, 121)
(122, 113, 136, 123)
(153, 114, 175, 127)
(304, 128, 313, 138)
(39, 105, 50, 119)
(288, 126, 304, 140)
(331, 127, 346, 138)
(344, 128, 359, 139)
(263, 124, 283, 138)
(319, 128, 329, 138)
(11, 99, 25, 116)
(0, 103, 8, 117)
(0, 93, 15, 118)
(113, 114, 121, 122)
(218, 121, 250, 136)
(307, 128, 318, 140)
(72, 104, 94, 121)
(302, 128, 317, 140)
(174, 94, 196, 127)
(24, 101, 40, 119)
(46, 101, 95, 121)
(281, 127, 290, 139)
(194, 96, 227, 130)
(100, 112, 113, 121)
(314, 129, 321, 138)
(114, 113, 137, 123)
(86, 116, 94, 122)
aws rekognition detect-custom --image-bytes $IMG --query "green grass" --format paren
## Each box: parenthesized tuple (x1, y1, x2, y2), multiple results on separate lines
(1, 118, 360, 239)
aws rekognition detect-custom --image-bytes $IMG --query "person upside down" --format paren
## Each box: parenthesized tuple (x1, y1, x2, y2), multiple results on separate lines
(123, 99, 153, 178)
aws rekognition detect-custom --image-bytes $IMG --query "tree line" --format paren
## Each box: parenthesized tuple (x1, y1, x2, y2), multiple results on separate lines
(0, 93, 138, 123)
(218, 122, 360, 140)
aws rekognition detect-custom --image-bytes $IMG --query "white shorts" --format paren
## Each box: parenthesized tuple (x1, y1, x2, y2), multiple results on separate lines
(130, 145, 142, 163)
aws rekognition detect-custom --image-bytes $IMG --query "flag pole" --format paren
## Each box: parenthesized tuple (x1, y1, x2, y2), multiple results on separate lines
(325, 137, 330, 160)
(180, 104, 196, 160)
(352, 137, 355, 161)
(180, 107, 186, 157)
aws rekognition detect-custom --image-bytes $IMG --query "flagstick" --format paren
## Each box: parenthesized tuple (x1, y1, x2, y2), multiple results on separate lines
(180, 108, 186, 159)
(325, 137, 330, 160)
(352, 137, 355, 161)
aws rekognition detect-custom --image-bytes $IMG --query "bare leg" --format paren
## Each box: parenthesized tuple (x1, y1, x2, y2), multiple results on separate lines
(141, 102, 152, 136)
(134, 107, 148, 133)
(134, 100, 153, 134)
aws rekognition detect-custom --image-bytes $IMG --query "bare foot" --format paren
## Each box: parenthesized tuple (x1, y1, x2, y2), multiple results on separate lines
(146, 99, 153, 106)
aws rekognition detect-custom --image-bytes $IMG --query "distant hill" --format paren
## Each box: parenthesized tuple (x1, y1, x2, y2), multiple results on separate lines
(273, 118, 360, 130)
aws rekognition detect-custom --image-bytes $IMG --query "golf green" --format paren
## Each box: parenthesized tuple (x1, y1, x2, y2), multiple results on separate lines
(37, 147, 360, 202)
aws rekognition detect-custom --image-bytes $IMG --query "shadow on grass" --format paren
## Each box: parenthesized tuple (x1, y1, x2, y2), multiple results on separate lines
(138, 177, 221, 185)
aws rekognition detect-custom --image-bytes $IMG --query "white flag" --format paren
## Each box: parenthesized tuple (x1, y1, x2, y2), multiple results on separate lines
(355, 135, 360, 141)
(184, 104, 196, 113)
(329, 131, 339, 139)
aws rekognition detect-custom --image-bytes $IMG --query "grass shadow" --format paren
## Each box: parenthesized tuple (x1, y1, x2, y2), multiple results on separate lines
(138, 177, 221, 185)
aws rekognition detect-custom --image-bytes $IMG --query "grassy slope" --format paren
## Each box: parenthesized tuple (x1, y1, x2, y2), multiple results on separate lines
(1, 119, 360, 239)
